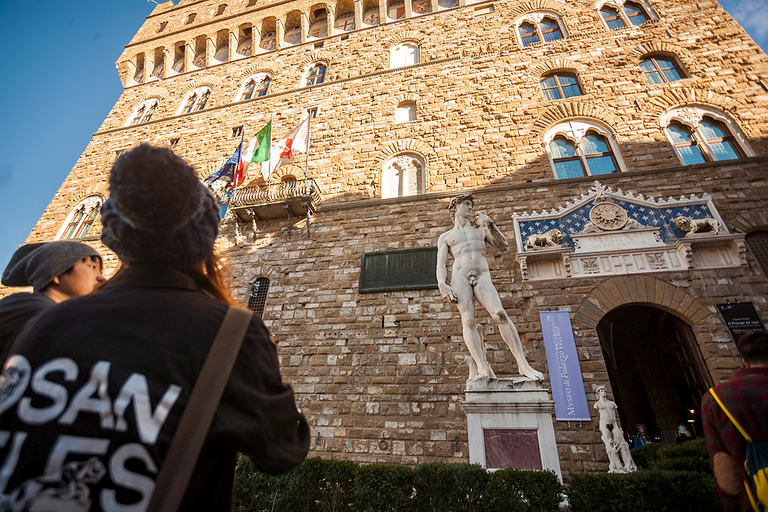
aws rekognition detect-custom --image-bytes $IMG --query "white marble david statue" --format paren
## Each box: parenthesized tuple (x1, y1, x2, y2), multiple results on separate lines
(436, 193, 543, 382)
(594, 385, 637, 473)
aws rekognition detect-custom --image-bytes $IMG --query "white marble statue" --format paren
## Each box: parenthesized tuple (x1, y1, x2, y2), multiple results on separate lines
(436, 193, 543, 382)
(594, 386, 637, 473)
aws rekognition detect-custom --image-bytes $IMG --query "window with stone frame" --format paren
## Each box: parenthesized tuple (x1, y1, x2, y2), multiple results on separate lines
(127, 99, 159, 126)
(540, 72, 582, 100)
(180, 87, 211, 114)
(516, 13, 565, 47)
(391, 42, 420, 68)
(216, 4, 227, 15)
(545, 121, 625, 179)
(247, 277, 270, 317)
(240, 74, 271, 100)
(305, 63, 327, 86)
(622, 1, 649, 25)
(382, 153, 425, 198)
(640, 55, 685, 84)
(662, 107, 752, 166)
(57, 196, 103, 240)
(599, 0, 652, 29)
(746, 231, 768, 278)
(395, 101, 417, 123)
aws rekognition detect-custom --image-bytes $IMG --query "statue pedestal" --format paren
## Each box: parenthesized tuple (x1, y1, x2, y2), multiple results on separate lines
(463, 377, 562, 481)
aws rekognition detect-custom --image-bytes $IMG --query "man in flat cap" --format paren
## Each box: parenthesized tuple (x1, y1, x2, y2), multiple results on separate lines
(0, 241, 104, 356)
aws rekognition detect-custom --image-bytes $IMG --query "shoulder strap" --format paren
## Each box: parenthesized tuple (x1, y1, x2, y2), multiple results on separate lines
(147, 306, 254, 512)
(710, 387, 753, 442)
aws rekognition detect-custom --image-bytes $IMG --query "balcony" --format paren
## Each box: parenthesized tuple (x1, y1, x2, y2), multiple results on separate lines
(228, 179, 322, 234)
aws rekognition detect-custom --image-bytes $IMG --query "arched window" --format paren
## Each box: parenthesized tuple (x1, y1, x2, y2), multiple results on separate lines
(661, 108, 752, 166)
(640, 56, 684, 84)
(57, 196, 103, 240)
(599, 1, 652, 29)
(391, 42, 420, 68)
(239, 75, 271, 101)
(600, 6, 625, 29)
(540, 73, 582, 100)
(395, 101, 417, 123)
(519, 22, 539, 46)
(516, 14, 566, 47)
(746, 231, 768, 277)
(247, 277, 270, 317)
(127, 99, 159, 126)
(545, 121, 625, 179)
(305, 63, 326, 86)
(382, 153, 425, 198)
(180, 87, 211, 114)
(623, 1, 649, 25)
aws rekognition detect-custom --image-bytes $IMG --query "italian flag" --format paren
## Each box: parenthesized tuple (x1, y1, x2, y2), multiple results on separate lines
(242, 121, 272, 176)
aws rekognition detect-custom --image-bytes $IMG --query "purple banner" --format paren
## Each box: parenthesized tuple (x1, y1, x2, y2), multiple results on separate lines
(540, 311, 591, 421)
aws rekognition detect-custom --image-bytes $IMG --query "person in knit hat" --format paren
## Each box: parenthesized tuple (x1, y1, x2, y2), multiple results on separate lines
(0, 144, 308, 512)
(0, 240, 104, 357)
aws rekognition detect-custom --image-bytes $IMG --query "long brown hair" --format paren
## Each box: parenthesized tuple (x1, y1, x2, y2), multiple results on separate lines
(182, 252, 240, 306)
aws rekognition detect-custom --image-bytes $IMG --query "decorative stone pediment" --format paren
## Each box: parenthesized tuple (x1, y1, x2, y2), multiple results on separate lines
(512, 181, 745, 280)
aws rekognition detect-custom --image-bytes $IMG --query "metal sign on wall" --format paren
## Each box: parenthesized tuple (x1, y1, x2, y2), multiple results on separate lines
(540, 311, 591, 421)
(717, 302, 766, 342)
(359, 247, 438, 293)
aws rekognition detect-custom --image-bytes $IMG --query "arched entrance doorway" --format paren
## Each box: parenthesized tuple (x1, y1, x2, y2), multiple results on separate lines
(596, 305, 713, 444)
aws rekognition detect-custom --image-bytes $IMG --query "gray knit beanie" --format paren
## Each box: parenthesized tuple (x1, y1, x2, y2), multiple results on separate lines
(100, 144, 220, 268)
(2, 241, 102, 292)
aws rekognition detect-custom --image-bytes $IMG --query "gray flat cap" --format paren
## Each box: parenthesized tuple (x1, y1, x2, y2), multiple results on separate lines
(2, 241, 101, 292)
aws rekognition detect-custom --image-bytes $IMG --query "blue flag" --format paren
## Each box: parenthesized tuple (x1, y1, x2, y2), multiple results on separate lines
(204, 135, 244, 185)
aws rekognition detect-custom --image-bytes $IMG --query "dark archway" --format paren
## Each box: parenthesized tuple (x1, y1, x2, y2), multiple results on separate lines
(597, 305, 713, 444)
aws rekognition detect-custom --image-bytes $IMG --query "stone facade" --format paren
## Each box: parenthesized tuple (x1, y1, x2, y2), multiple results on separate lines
(6, 0, 768, 474)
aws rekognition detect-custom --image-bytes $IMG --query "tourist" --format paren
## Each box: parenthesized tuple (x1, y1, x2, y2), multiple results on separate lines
(0, 144, 309, 511)
(0, 240, 104, 357)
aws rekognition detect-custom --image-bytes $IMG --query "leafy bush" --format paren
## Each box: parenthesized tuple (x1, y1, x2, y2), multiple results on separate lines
(353, 463, 414, 512)
(280, 458, 357, 512)
(482, 468, 564, 512)
(631, 438, 711, 474)
(234, 455, 287, 512)
(412, 462, 487, 512)
(566, 469, 720, 512)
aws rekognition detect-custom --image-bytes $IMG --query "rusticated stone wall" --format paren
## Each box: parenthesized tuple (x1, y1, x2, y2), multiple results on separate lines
(5, 0, 768, 473)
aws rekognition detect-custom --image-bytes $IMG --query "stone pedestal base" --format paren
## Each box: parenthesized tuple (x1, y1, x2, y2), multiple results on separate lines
(463, 377, 562, 481)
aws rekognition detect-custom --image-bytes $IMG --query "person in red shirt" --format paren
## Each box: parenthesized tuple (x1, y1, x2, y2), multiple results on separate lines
(702, 331, 768, 511)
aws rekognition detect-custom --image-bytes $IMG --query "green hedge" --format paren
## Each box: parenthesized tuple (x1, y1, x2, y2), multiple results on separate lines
(235, 455, 715, 512)
(565, 470, 720, 512)
(482, 468, 563, 512)
(234, 457, 562, 512)
(631, 438, 711, 473)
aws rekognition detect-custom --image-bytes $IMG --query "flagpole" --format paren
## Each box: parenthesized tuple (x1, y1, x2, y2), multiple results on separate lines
(305, 109, 312, 180)
(268, 114, 274, 182)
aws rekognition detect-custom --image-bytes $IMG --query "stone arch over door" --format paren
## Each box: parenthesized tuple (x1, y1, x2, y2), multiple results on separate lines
(573, 275, 711, 329)
(573, 275, 719, 443)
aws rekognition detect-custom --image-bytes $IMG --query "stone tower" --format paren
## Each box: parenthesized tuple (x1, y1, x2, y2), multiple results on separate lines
(9, 0, 768, 473)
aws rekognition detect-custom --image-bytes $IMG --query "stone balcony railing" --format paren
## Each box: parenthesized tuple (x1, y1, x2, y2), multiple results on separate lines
(229, 178, 322, 222)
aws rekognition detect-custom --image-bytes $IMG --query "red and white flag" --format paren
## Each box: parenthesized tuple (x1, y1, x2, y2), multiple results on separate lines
(261, 117, 310, 181)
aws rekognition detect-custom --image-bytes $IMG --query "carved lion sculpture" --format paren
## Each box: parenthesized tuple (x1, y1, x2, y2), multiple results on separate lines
(525, 228, 564, 250)
(673, 216, 721, 235)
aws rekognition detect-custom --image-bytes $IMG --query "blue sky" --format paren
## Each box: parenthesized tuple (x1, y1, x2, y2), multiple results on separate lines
(0, 0, 766, 272)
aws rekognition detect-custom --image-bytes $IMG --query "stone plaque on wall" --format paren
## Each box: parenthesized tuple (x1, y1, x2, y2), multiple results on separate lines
(483, 429, 542, 470)
(359, 247, 438, 293)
